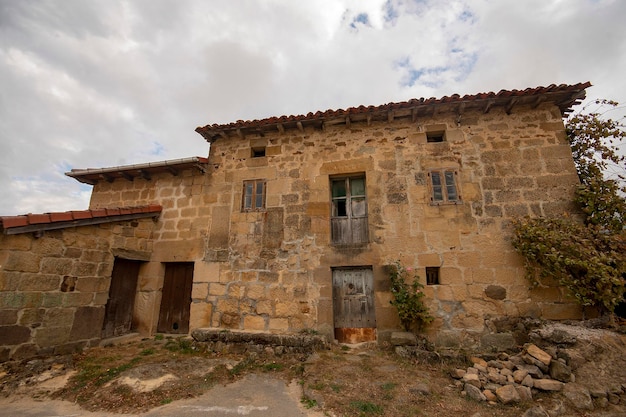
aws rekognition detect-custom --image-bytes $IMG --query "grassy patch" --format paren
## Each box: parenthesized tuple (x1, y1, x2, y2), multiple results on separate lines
(301, 397, 317, 408)
(164, 338, 195, 354)
(381, 382, 397, 391)
(330, 383, 342, 393)
(350, 400, 383, 415)
(262, 362, 283, 372)
(74, 356, 142, 388)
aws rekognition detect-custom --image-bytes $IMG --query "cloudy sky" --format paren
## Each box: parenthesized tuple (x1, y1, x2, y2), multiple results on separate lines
(1, 0, 625, 215)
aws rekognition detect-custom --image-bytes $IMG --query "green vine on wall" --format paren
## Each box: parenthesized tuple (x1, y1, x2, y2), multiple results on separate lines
(512, 99, 626, 317)
(388, 261, 433, 332)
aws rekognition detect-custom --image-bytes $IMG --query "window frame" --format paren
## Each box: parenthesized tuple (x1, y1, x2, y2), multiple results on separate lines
(428, 169, 461, 205)
(251, 146, 266, 158)
(241, 179, 267, 212)
(426, 131, 446, 143)
(330, 174, 369, 245)
(425, 267, 440, 285)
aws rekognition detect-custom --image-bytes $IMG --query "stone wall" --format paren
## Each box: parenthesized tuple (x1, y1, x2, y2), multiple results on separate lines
(194, 102, 582, 345)
(0, 218, 157, 361)
(82, 102, 583, 348)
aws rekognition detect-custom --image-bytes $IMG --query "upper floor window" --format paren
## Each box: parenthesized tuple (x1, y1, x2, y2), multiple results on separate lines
(429, 170, 460, 204)
(242, 179, 266, 211)
(251, 147, 266, 158)
(426, 131, 445, 143)
(330, 175, 368, 245)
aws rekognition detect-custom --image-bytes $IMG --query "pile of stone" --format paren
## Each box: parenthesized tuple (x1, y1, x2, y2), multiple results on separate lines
(451, 344, 566, 404)
(450, 343, 625, 411)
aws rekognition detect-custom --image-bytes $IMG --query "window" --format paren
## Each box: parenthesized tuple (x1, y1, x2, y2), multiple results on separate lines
(242, 179, 266, 211)
(330, 176, 368, 245)
(426, 131, 445, 143)
(425, 267, 440, 285)
(251, 147, 266, 158)
(429, 170, 460, 204)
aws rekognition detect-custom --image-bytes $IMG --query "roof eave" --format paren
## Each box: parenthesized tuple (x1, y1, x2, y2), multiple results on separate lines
(195, 82, 591, 143)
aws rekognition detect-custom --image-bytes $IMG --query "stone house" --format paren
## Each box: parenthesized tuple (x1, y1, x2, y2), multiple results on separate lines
(0, 82, 591, 361)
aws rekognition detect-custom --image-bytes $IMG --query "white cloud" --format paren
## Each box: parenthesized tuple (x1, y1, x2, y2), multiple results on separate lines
(1, 0, 624, 215)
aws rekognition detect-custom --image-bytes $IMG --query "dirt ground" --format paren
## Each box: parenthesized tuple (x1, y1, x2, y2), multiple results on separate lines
(1, 322, 625, 417)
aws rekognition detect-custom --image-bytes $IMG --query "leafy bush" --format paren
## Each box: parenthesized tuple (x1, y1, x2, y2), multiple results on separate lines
(512, 217, 626, 314)
(388, 261, 433, 332)
(512, 99, 626, 316)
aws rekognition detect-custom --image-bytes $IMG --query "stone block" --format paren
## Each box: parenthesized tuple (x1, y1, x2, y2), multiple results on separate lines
(276, 301, 299, 317)
(0, 325, 32, 344)
(0, 309, 18, 326)
(192, 261, 220, 283)
(31, 237, 65, 256)
(35, 326, 71, 348)
(44, 308, 75, 327)
(75, 277, 109, 293)
(216, 298, 239, 315)
(269, 317, 289, 331)
(533, 378, 563, 391)
(4, 252, 41, 273)
(243, 314, 266, 331)
(70, 261, 98, 276)
(62, 292, 94, 307)
(209, 283, 227, 296)
(70, 306, 105, 340)
(191, 283, 209, 300)
(189, 302, 212, 329)
(526, 344, 552, 365)
(246, 284, 266, 300)
(1, 234, 32, 251)
(256, 300, 274, 315)
(496, 384, 521, 404)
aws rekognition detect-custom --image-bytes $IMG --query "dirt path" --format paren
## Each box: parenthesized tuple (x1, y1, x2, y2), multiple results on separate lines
(1, 323, 625, 416)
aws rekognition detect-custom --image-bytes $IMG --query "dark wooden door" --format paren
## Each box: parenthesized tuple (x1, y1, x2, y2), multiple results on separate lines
(157, 262, 194, 334)
(102, 258, 141, 339)
(332, 268, 376, 343)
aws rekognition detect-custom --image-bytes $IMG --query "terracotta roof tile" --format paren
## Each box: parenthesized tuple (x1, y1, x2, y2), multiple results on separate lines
(49, 212, 73, 222)
(91, 209, 107, 218)
(27, 214, 51, 224)
(71, 211, 93, 220)
(195, 82, 591, 143)
(1, 205, 163, 235)
(66, 156, 209, 186)
(0, 216, 29, 228)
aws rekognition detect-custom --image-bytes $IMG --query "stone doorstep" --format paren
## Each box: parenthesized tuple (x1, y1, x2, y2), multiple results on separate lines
(191, 328, 328, 350)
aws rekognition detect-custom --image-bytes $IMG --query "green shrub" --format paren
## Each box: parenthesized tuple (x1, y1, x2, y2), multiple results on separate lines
(388, 261, 433, 332)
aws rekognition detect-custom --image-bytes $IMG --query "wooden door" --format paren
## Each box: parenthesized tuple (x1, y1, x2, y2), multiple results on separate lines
(332, 268, 376, 343)
(102, 258, 141, 339)
(157, 262, 194, 334)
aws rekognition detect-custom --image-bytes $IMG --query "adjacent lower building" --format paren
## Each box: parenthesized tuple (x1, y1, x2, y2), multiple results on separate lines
(0, 82, 591, 361)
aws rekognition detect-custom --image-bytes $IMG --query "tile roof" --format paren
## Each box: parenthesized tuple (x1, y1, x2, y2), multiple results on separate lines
(0, 205, 162, 235)
(196, 82, 591, 143)
(66, 157, 209, 185)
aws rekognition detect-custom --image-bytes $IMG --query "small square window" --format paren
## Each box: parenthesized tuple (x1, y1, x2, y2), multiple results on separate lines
(429, 169, 460, 204)
(251, 147, 266, 158)
(242, 179, 266, 211)
(426, 131, 445, 143)
(426, 267, 440, 285)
